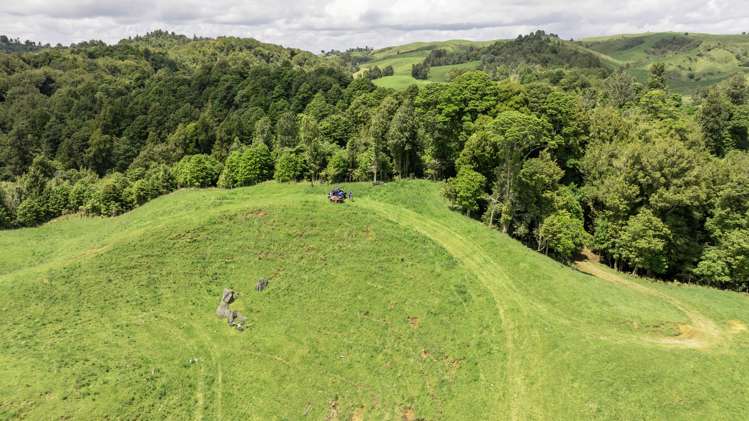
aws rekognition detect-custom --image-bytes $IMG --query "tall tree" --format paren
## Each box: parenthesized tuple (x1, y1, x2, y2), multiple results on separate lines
(253, 117, 274, 149)
(368, 96, 399, 183)
(458, 111, 549, 232)
(274, 111, 298, 149)
(699, 88, 733, 156)
(387, 98, 420, 177)
(648, 63, 667, 90)
(299, 114, 324, 182)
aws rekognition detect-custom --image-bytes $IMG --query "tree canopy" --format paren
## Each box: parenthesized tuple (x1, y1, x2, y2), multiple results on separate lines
(2, 31, 749, 291)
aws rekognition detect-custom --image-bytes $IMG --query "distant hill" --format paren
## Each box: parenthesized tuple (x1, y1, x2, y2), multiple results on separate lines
(480, 31, 607, 71)
(356, 31, 749, 94)
(6, 30, 749, 93)
(357, 32, 611, 90)
(578, 32, 749, 94)
(354, 39, 494, 89)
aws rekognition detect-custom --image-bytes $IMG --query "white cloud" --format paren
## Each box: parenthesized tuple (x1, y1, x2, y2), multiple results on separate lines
(2, 0, 749, 52)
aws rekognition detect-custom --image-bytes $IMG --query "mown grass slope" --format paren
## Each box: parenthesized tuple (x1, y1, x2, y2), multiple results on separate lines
(1, 181, 748, 420)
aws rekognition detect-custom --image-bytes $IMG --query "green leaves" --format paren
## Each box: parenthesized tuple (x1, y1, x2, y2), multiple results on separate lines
(218, 143, 273, 189)
(538, 210, 588, 260)
(273, 150, 307, 183)
(443, 167, 486, 217)
(620, 209, 671, 275)
(695, 229, 749, 288)
(458, 110, 550, 182)
(173, 154, 222, 188)
(387, 99, 420, 177)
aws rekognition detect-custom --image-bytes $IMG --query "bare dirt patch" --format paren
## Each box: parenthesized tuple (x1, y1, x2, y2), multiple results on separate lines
(237, 208, 268, 221)
(327, 399, 339, 421)
(351, 406, 365, 421)
(727, 320, 747, 333)
(575, 252, 724, 350)
(408, 316, 420, 329)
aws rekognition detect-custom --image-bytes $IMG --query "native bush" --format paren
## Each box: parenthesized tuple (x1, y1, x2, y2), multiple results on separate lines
(443, 167, 486, 216)
(173, 154, 222, 188)
(126, 165, 177, 205)
(15, 196, 48, 227)
(538, 210, 588, 260)
(83, 172, 132, 216)
(273, 150, 307, 182)
(218, 143, 273, 188)
(68, 171, 99, 212)
(324, 148, 349, 182)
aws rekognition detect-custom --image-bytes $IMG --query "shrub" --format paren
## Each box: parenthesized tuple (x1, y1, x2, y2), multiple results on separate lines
(21, 156, 57, 197)
(0, 205, 11, 228)
(0, 187, 13, 228)
(538, 210, 589, 260)
(69, 172, 99, 212)
(695, 229, 749, 290)
(83, 173, 131, 216)
(11, 177, 72, 227)
(324, 148, 349, 183)
(351, 149, 374, 182)
(44, 180, 73, 217)
(125, 165, 176, 205)
(146, 164, 177, 195)
(273, 150, 307, 182)
(443, 167, 486, 216)
(125, 179, 151, 207)
(0, 182, 21, 218)
(351, 149, 393, 182)
(620, 209, 671, 275)
(173, 154, 222, 188)
(218, 143, 273, 188)
(16, 197, 48, 227)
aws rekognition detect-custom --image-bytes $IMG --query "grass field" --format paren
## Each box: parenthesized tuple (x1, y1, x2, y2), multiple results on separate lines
(358, 40, 488, 90)
(1, 180, 748, 419)
(580, 32, 749, 94)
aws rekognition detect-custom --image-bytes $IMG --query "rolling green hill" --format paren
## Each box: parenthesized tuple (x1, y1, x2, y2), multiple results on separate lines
(579, 32, 749, 94)
(357, 40, 493, 89)
(356, 32, 749, 94)
(1, 181, 748, 419)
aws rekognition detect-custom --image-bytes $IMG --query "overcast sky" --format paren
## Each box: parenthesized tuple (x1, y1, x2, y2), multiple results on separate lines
(2, 1, 749, 52)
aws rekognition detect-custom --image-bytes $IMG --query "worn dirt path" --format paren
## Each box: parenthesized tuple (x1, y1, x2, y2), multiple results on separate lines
(358, 198, 748, 419)
(574, 256, 725, 349)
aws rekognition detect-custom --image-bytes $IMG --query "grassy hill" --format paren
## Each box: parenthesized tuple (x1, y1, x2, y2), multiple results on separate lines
(357, 32, 749, 94)
(1, 181, 748, 419)
(579, 32, 749, 94)
(357, 40, 493, 89)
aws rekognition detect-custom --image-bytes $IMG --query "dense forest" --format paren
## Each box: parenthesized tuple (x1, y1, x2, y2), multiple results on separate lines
(1, 31, 748, 291)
